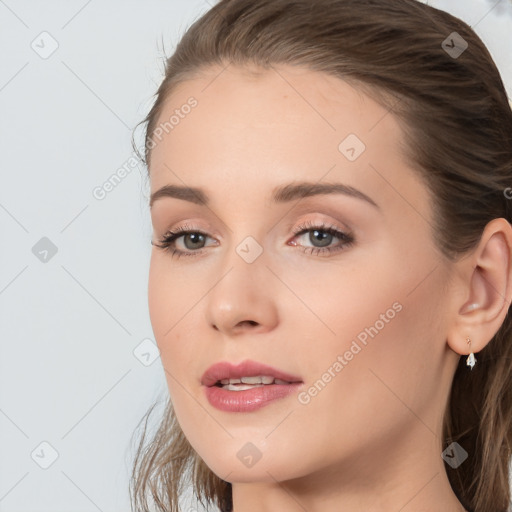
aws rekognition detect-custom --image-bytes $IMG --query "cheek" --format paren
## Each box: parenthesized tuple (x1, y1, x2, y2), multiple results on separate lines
(148, 257, 173, 341)
(147, 255, 199, 384)
(269, 252, 409, 369)
(302, 265, 445, 428)
(147, 253, 201, 338)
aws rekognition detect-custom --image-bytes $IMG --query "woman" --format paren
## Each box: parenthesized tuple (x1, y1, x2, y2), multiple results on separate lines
(129, 1, 512, 511)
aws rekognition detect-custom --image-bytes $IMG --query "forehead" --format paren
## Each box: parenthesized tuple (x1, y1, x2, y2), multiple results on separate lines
(147, 64, 426, 217)
(149, 64, 387, 162)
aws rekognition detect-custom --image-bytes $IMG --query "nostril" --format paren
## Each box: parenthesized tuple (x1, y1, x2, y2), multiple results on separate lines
(238, 320, 258, 327)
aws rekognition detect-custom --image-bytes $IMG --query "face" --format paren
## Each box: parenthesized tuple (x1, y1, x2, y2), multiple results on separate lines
(147, 64, 460, 485)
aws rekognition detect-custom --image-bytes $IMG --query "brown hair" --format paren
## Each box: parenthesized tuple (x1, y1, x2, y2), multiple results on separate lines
(129, 1, 512, 511)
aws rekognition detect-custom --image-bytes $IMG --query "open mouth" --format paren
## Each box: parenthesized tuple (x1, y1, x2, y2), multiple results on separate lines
(201, 359, 303, 390)
(213, 376, 299, 391)
(202, 364, 304, 412)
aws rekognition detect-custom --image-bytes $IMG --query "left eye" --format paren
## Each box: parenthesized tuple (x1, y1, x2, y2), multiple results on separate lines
(289, 222, 355, 256)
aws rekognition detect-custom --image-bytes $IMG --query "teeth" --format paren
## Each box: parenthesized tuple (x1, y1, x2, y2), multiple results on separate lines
(217, 375, 294, 389)
(241, 376, 262, 384)
(223, 384, 265, 391)
(220, 378, 240, 384)
(219, 375, 280, 385)
(241, 376, 274, 384)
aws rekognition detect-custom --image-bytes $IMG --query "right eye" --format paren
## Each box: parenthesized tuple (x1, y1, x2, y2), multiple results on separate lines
(152, 225, 216, 258)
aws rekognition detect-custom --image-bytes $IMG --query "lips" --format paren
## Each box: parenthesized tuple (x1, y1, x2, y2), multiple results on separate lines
(201, 359, 303, 388)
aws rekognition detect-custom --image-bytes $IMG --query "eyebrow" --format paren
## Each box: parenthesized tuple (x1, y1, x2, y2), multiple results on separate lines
(149, 181, 379, 209)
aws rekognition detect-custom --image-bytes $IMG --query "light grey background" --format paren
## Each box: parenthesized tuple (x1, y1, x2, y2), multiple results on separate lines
(0, 1, 511, 511)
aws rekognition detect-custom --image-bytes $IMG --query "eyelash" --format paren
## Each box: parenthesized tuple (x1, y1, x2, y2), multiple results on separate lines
(152, 220, 355, 260)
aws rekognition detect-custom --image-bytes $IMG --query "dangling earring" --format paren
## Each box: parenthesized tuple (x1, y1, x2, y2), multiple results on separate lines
(466, 336, 476, 370)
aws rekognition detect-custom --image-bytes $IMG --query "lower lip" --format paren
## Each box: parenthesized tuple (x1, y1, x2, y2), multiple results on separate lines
(203, 383, 303, 412)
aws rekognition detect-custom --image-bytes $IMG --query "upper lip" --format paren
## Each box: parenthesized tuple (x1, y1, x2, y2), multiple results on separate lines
(201, 359, 303, 387)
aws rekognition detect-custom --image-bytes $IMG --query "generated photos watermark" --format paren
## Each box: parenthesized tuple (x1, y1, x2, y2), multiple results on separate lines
(298, 301, 403, 405)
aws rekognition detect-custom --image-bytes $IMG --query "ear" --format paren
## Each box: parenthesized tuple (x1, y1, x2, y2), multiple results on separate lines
(446, 217, 512, 358)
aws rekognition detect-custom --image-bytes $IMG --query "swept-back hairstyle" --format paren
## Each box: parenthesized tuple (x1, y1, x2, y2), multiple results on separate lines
(130, 1, 512, 511)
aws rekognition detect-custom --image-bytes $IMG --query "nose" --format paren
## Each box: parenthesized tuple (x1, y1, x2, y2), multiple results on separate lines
(203, 248, 279, 337)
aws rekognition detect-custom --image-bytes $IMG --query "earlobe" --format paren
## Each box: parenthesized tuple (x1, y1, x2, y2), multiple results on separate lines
(446, 218, 512, 359)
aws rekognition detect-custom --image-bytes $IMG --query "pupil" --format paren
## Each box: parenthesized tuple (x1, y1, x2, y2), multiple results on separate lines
(184, 233, 205, 249)
(310, 230, 332, 247)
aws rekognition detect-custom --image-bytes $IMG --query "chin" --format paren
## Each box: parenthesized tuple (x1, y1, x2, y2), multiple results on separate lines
(210, 464, 296, 484)
(197, 446, 308, 484)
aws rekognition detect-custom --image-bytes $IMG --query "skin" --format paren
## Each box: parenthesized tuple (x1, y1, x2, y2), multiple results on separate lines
(147, 63, 512, 512)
